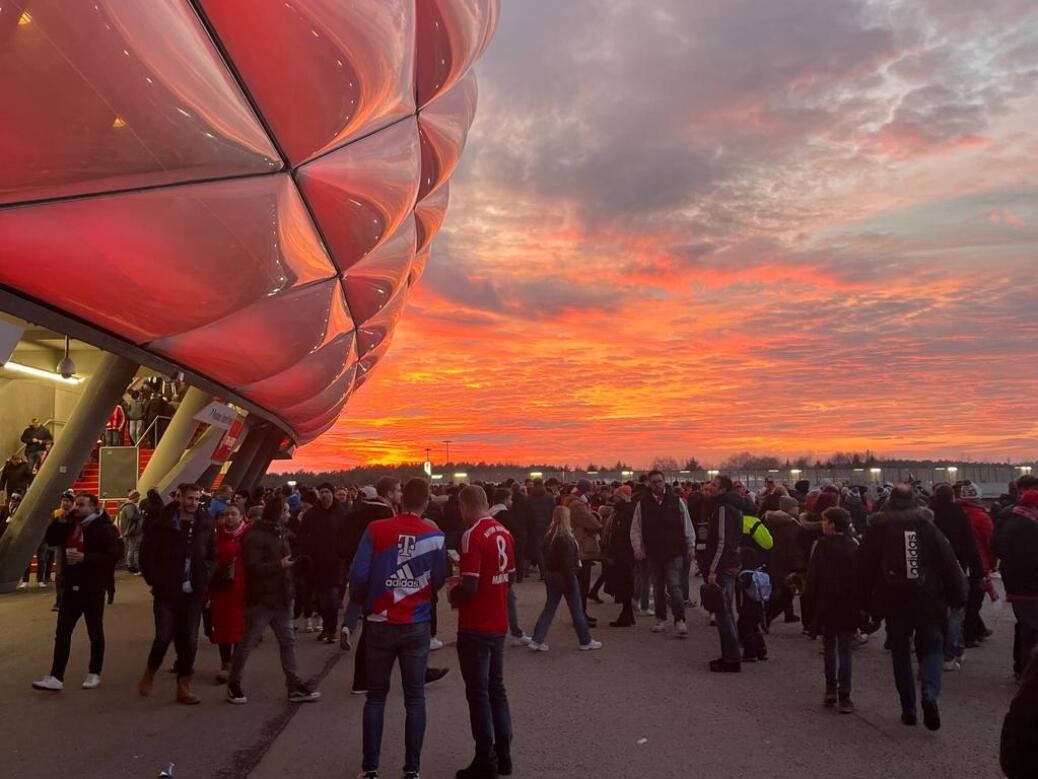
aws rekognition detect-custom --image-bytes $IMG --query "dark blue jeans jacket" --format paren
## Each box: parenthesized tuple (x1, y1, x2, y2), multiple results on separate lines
(457, 629, 513, 770)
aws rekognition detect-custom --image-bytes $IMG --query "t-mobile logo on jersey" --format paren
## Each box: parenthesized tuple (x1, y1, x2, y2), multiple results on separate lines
(397, 534, 417, 559)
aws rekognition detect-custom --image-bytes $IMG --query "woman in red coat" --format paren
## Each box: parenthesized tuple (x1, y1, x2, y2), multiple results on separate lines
(210, 505, 247, 682)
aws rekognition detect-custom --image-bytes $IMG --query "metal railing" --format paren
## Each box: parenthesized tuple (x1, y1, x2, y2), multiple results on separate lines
(9, 418, 65, 460)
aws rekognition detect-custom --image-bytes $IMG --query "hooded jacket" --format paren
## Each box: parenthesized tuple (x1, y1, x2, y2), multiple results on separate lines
(857, 497, 966, 623)
(299, 500, 348, 588)
(931, 496, 983, 580)
(992, 502, 1038, 600)
(338, 497, 394, 572)
(569, 499, 603, 560)
(242, 518, 294, 609)
(704, 490, 744, 575)
(959, 499, 995, 575)
(762, 507, 805, 579)
(806, 533, 861, 631)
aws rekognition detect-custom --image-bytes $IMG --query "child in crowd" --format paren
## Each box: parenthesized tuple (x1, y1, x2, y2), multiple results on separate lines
(806, 506, 860, 713)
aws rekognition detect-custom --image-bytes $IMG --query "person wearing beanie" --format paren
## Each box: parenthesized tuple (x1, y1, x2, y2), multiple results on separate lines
(993, 489, 1038, 677)
(958, 482, 996, 646)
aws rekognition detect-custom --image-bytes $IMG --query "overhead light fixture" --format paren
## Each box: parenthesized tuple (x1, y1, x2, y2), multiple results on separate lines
(3, 360, 84, 385)
(453, 472, 468, 479)
(56, 335, 77, 378)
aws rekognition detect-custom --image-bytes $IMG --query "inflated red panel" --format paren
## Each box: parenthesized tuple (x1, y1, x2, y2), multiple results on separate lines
(417, 70, 478, 199)
(415, 181, 450, 253)
(293, 394, 351, 436)
(342, 215, 417, 325)
(238, 288, 356, 408)
(0, 0, 280, 205)
(197, 0, 416, 165)
(281, 362, 357, 424)
(416, 0, 496, 109)
(410, 247, 431, 286)
(356, 288, 407, 357)
(296, 117, 421, 272)
(353, 339, 391, 391)
(0, 175, 335, 344)
(150, 279, 340, 386)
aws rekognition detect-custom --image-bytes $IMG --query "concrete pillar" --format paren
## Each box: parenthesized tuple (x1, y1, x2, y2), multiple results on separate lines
(136, 387, 212, 493)
(152, 422, 224, 497)
(241, 427, 283, 491)
(0, 352, 138, 591)
(221, 423, 268, 489)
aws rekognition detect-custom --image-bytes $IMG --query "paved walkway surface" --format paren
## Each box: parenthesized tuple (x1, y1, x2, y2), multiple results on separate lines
(0, 573, 1015, 778)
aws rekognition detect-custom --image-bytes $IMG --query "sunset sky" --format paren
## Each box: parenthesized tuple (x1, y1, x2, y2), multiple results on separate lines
(284, 0, 1038, 472)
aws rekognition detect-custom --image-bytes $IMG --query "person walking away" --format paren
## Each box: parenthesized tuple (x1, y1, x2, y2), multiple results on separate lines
(20, 418, 53, 473)
(737, 512, 773, 663)
(104, 403, 126, 447)
(298, 483, 348, 643)
(526, 479, 555, 579)
(210, 505, 247, 684)
(570, 480, 603, 625)
(489, 488, 531, 646)
(606, 487, 637, 626)
(957, 482, 995, 646)
(449, 485, 517, 778)
(349, 479, 445, 779)
(762, 493, 805, 625)
(226, 498, 320, 705)
(508, 483, 531, 581)
(805, 507, 860, 713)
(32, 493, 120, 691)
(705, 475, 744, 672)
(631, 470, 696, 637)
(992, 489, 1038, 680)
(138, 483, 216, 704)
(1001, 646, 1038, 779)
(529, 505, 601, 652)
(857, 483, 966, 730)
(117, 490, 144, 574)
(930, 484, 981, 671)
(126, 390, 146, 444)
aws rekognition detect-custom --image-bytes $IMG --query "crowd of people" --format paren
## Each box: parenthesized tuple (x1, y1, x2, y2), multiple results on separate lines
(15, 467, 1038, 779)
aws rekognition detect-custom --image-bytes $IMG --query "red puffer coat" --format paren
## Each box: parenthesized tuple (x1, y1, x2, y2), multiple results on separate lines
(210, 522, 247, 645)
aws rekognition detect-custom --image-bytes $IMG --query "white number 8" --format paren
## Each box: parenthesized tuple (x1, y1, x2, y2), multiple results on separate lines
(496, 535, 508, 573)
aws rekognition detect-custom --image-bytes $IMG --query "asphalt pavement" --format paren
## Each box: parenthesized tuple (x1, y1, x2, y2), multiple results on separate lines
(0, 572, 1015, 778)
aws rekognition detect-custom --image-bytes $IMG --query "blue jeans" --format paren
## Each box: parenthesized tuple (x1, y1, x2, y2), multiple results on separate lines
(362, 621, 430, 773)
(532, 571, 592, 646)
(823, 629, 853, 692)
(651, 555, 686, 623)
(887, 615, 943, 713)
(715, 573, 740, 663)
(507, 580, 524, 638)
(146, 595, 203, 676)
(944, 608, 965, 661)
(457, 629, 512, 769)
(229, 605, 302, 690)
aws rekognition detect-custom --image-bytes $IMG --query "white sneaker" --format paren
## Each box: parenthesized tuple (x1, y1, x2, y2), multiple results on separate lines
(17, 582, 28, 590)
(38, 581, 48, 588)
(943, 659, 960, 672)
(512, 634, 532, 647)
(651, 620, 667, 633)
(528, 642, 549, 652)
(429, 637, 444, 651)
(675, 620, 688, 638)
(32, 675, 63, 691)
(579, 640, 603, 651)
(82, 673, 101, 689)
(303, 617, 314, 633)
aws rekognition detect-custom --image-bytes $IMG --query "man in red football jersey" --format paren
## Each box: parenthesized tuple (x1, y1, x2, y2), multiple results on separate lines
(449, 485, 515, 778)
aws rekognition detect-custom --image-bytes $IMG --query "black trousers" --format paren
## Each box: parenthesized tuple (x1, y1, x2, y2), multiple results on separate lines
(577, 562, 592, 615)
(50, 586, 106, 680)
(316, 585, 340, 633)
(147, 594, 204, 677)
(963, 578, 987, 643)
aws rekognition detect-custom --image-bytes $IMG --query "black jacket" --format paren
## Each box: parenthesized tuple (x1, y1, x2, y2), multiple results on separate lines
(805, 534, 861, 631)
(931, 498, 983, 580)
(992, 508, 1038, 599)
(1001, 649, 1038, 779)
(242, 519, 294, 609)
(542, 532, 580, 575)
(607, 501, 636, 600)
(705, 490, 744, 575)
(140, 504, 216, 601)
(299, 502, 348, 588)
(45, 511, 121, 593)
(0, 459, 33, 495)
(338, 499, 394, 574)
(857, 499, 966, 624)
(20, 425, 52, 455)
(636, 488, 688, 559)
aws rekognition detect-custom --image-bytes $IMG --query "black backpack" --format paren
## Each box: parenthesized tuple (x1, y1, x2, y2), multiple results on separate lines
(880, 521, 929, 589)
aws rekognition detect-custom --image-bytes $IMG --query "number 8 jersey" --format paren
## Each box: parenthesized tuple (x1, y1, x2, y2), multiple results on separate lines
(458, 516, 516, 635)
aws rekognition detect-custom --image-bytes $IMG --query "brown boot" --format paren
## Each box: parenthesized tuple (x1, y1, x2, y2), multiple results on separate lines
(215, 663, 230, 685)
(176, 675, 200, 705)
(138, 666, 156, 697)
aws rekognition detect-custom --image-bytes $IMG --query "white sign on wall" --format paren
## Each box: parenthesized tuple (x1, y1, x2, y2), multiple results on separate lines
(193, 401, 237, 430)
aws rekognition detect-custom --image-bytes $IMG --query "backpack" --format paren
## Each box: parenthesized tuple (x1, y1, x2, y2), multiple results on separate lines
(739, 568, 772, 602)
(880, 522, 929, 589)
